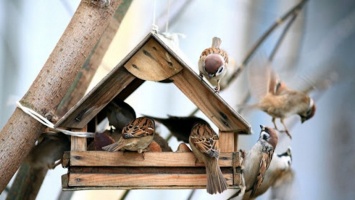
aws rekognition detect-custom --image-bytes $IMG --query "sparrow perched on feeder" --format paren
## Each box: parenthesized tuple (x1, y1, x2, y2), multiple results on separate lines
(198, 37, 229, 93)
(25, 133, 70, 169)
(144, 114, 208, 143)
(240, 147, 292, 199)
(189, 123, 228, 194)
(102, 117, 155, 154)
(105, 99, 136, 131)
(247, 59, 316, 138)
(229, 125, 278, 199)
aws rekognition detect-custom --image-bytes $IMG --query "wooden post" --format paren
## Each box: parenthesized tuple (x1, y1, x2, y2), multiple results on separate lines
(219, 131, 238, 152)
(71, 127, 88, 151)
(0, 0, 122, 192)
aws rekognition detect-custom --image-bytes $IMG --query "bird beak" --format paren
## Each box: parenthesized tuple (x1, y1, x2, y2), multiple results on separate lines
(301, 117, 306, 123)
(208, 73, 215, 78)
(260, 125, 265, 131)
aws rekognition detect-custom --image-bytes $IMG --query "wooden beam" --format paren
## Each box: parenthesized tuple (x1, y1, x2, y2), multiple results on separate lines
(124, 38, 183, 81)
(171, 68, 250, 133)
(71, 128, 87, 151)
(67, 174, 234, 187)
(55, 67, 138, 129)
(219, 131, 238, 152)
(68, 152, 236, 167)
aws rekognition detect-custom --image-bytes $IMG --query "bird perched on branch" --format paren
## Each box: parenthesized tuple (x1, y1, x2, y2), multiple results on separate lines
(247, 59, 316, 138)
(189, 123, 228, 194)
(228, 125, 278, 199)
(143, 114, 208, 143)
(198, 37, 229, 93)
(102, 117, 155, 154)
(104, 99, 136, 132)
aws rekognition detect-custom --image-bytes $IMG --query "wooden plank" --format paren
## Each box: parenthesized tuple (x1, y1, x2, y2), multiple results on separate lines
(70, 128, 87, 151)
(68, 174, 233, 187)
(171, 68, 251, 133)
(69, 167, 233, 174)
(54, 33, 156, 129)
(55, 67, 137, 129)
(124, 38, 183, 81)
(69, 152, 237, 167)
(219, 131, 237, 152)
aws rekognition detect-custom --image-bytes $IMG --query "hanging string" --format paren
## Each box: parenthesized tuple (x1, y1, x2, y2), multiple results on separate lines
(16, 101, 95, 138)
(165, 0, 171, 33)
(152, 0, 159, 32)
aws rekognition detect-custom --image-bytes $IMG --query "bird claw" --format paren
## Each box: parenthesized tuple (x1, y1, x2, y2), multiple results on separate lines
(278, 129, 292, 139)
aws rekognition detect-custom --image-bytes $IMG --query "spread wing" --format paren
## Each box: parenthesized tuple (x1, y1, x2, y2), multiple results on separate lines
(248, 55, 280, 99)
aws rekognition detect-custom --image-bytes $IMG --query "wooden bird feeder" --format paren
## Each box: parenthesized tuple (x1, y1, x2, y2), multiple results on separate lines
(58, 32, 251, 190)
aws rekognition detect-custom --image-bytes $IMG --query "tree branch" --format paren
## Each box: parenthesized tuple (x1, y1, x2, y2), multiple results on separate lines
(0, 0, 122, 192)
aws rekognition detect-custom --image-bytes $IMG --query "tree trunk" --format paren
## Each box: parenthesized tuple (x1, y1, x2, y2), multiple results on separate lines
(0, 0, 122, 192)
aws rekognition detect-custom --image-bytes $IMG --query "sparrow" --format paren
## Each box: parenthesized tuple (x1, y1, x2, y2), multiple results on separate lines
(104, 99, 136, 132)
(189, 123, 228, 194)
(242, 147, 292, 199)
(144, 114, 208, 143)
(198, 37, 229, 92)
(247, 59, 316, 138)
(25, 133, 70, 169)
(102, 117, 155, 154)
(228, 125, 278, 200)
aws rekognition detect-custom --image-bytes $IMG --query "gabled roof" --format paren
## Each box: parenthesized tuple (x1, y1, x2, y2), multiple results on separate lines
(55, 32, 251, 134)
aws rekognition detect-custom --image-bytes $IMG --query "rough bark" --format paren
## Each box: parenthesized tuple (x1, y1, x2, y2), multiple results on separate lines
(57, 0, 133, 117)
(0, 0, 122, 192)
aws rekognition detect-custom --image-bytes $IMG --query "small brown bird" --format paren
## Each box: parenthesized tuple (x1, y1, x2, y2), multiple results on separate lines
(102, 117, 155, 154)
(241, 147, 292, 199)
(247, 59, 316, 138)
(144, 114, 208, 143)
(228, 125, 278, 200)
(25, 133, 70, 169)
(189, 123, 228, 194)
(198, 37, 229, 92)
(105, 99, 136, 131)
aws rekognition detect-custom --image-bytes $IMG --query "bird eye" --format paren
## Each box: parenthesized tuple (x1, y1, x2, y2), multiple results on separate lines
(261, 132, 270, 140)
(217, 66, 224, 75)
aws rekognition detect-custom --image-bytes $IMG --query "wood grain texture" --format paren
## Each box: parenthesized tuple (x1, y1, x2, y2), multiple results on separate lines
(219, 131, 237, 152)
(67, 174, 234, 187)
(55, 67, 137, 129)
(124, 38, 183, 81)
(69, 151, 236, 167)
(70, 129, 87, 151)
(55, 34, 155, 129)
(171, 68, 251, 133)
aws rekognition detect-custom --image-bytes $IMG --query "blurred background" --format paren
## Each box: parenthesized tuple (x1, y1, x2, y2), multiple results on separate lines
(1, 0, 355, 199)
